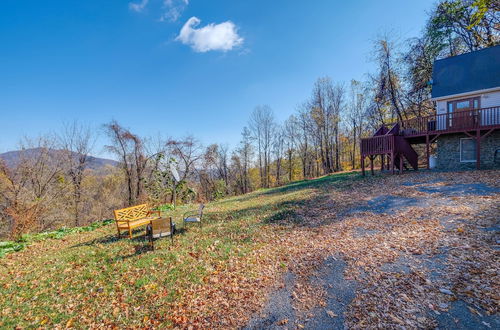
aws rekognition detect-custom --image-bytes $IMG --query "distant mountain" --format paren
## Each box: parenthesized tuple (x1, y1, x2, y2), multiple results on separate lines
(0, 148, 119, 171)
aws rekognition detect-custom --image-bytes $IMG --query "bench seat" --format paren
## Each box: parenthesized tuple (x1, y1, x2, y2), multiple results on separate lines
(113, 204, 160, 238)
(116, 217, 158, 229)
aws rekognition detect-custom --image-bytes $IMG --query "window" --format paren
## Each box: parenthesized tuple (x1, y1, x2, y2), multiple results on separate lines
(456, 100, 470, 109)
(460, 138, 477, 162)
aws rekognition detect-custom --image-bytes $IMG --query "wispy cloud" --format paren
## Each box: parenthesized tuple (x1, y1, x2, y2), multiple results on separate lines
(161, 0, 189, 22)
(129, 0, 149, 13)
(129, 0, 189, 21)
(176, 17, 244, 53)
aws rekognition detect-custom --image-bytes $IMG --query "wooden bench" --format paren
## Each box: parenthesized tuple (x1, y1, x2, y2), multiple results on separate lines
(113, 204, 160, 238)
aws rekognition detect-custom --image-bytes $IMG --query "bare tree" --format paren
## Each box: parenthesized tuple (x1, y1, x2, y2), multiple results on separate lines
(295, 103, 312, 179)
(330, 82, 345, 171)
(104, 121, 136, 205)
(372, 36, 407, 124)
(0, 136, 66, 238)
(59, 121, 95, 226)
(272, 124, 286, 186)
(215, 144, 230, 187)
(347, 80, 367, 169)
(249, 105, 275, 188)
(167, 135, 203, 204)
(237, 126, 253, 194)
(104, 121, 151, 206)
(283, 116, 297, 182)
(201, 143, 230, 199)
(309, 77, 344, 173)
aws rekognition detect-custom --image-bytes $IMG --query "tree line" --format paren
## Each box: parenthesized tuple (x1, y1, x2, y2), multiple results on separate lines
(0, 0, 498, 239)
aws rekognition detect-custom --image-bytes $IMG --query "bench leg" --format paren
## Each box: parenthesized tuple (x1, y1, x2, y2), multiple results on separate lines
(148, 226, 154, 250)
(128, 227, 132, 239)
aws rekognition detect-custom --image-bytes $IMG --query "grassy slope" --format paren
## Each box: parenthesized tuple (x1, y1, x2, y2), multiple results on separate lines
(0, 171, 362, 328)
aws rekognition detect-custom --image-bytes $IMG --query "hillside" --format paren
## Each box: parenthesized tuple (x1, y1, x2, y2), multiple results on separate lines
(0, 148, 119, 171)
(0, 170, 498, 328)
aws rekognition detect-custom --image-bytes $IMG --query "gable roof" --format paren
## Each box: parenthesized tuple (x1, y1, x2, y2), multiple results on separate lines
(431, 45, 500, 99)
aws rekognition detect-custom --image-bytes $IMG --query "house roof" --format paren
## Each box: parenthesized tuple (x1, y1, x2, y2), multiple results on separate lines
(431, 45, 500, 99)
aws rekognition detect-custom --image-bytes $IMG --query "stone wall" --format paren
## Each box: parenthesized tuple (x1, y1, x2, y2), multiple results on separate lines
(436, 130, 500, 170)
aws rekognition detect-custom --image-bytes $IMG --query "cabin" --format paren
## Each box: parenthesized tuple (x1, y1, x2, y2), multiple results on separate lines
(361, 45, 500, 175)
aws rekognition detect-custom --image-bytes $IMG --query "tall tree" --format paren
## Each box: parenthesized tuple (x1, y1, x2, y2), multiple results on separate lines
(104, 121, 150, 206)
(347, 80, 367, 168)
(283, 116, 297, 182)
(427, 0, 499, 56)
(372, 36, 407, 124)
(237, 126, 253, 194)
(272, 124, 285, 186)
(167, 136, 203, 204)
(295, 103, 312, 178)
(309, 77, 344, 173)
(59, 121, 95, 226)
(249, 105, 275, 188)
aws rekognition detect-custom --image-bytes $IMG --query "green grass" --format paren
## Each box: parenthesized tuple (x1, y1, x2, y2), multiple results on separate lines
(0, 171, 362, 328)
(0, 219, 114, 257)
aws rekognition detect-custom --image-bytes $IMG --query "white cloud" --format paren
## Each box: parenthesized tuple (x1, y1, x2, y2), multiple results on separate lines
(129, 0, 149, 12)
(176, 17, 243, 53)
(129, 0, 188, 20)
(161, 0, 189, 22)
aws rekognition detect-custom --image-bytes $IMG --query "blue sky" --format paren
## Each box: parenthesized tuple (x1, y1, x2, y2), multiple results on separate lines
(0, 0, 435, 157)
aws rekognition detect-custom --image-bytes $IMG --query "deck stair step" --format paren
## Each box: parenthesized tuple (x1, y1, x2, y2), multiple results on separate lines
(361, 123, 418, 174)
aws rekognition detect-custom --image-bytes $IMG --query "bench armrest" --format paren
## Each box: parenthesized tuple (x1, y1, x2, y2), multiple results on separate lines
(147, 210, 161, 218)
(183, 211, 198, 219)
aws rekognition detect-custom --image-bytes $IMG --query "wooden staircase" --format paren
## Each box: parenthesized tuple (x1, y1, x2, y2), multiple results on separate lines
(361, 123, 418, 175)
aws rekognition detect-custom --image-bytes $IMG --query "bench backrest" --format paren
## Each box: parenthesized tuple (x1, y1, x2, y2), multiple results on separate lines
(114, 204, 149, 222)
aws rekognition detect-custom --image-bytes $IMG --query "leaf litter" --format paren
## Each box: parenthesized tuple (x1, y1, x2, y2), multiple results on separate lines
(0, 170, 498, 328)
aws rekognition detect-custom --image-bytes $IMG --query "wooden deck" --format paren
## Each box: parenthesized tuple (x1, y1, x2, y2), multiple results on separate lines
(399, 106, 500, 138)
(360, 106, 500, 175)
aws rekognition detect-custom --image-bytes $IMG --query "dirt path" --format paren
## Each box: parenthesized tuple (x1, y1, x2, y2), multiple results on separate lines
(245, 172, 500, 329)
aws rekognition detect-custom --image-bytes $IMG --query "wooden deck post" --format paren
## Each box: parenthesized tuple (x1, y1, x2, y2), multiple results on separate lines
(476, 129, 481, 170)
(361, 155, 365, 176)
(391, 152, 395, 174)
(370, 156, 374, 176)
(381, 154, 385, 171)
(426, 134, 430, 170)
(399, 155, 403, 174)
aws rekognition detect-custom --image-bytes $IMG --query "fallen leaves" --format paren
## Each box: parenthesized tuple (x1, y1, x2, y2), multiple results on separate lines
(326, 310, 337, 318)
(0, 170, 498, 328)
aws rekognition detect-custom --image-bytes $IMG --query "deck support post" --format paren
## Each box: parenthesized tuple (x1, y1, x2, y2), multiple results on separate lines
(370, 156, 374, 176)
(399, 155, 403, 174)
(381, 154, 385, 171)
(391, 152, 395, 174)
(426, 134, 430, 170)
(361, 155, 365, 176)
(476, 129, 481, 170)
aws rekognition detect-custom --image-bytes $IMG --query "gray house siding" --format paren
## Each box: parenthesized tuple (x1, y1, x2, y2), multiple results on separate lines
(436, 131, 500, 170)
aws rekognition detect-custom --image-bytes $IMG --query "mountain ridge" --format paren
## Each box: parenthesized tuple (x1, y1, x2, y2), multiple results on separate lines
(0, 148, 119, 171)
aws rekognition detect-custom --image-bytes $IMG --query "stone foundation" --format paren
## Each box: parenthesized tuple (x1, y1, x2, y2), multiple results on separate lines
(436, 131, 500, 170)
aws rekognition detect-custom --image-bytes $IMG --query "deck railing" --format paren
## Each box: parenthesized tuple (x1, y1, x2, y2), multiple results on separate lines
(361, 134, 395, 156)
(400, 106, 500, 136)
(361, 106, 500, 156)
